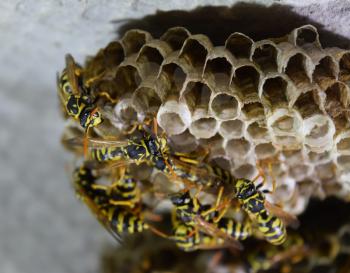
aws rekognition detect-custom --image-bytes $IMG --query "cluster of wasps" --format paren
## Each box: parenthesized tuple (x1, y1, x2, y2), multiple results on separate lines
(57, 54, 300, 253)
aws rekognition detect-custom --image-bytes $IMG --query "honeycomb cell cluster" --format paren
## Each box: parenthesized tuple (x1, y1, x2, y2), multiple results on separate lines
(81, 25, 350, 216)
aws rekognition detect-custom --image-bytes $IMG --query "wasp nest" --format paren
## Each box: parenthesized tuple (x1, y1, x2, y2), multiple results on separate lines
(79, 25, 350, 216)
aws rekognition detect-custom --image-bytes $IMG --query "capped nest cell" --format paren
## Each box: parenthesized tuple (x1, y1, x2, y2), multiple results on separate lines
(79, 25, 350, 217)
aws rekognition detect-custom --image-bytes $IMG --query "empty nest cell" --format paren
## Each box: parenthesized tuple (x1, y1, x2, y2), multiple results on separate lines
(241, 101, 265, 121)
(114, 65, 142, 95)
(289, 163, 312, 181)
(225, 32, 253, 59)
(324, 82, 349, 121)
(121, 29, 151, 56)
(252, 43, 278, 72)
(233, 163, 256, 180)
(210, 92, 239, 120)
(293, 25, 320, 48)
(226, 137, 251, 159)
(204, 57, 232, 88)
(219, 119, 244, 139)
(136, 45, 166, 77)
(181, 81, 211, 112)
(159, 62, 187, 98)
(312, 56, 337, 85)
(246, 120, 270, 142)
(168, 129, 198, 153)
(132, 86, 161, 114)
(189, 117, 218, 139)
(293, 89, 322, 119)
(315, 162, 336, 180)
(285, 53, 311, 86)
(160, 27, 191, 51)
(261, 76, 289, 108)
(232, 65, 260, 102)
(179, 36, 210, 73)
(254, 143, 276, 159)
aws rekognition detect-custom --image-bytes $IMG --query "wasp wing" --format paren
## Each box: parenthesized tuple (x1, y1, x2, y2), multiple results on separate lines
(265, 201, 300, 229)
(65, 54, 80, 95)
(194, 216, 243, 250)
(62, 136, 129, 149)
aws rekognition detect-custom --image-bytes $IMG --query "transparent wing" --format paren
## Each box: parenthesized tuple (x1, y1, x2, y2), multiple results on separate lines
(194, 216, 243, 250)
(65, 54, 80, 95)
(74, 184, 123, 244)
(265, 201, 300, 229)
(62, 136, 129, 149)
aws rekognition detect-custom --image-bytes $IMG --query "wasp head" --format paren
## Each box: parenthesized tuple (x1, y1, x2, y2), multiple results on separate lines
(234, 179, 256, 200)
(170, 191, 192, 207)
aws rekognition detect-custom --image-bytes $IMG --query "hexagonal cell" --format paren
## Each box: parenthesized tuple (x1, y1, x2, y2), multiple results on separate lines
(160, 27, 191, 51)
(252, 43, 278, 72)
(273, 135, 301, 150)
(312, 56, 337, 85)
(324, 82, 349, 128)
(114, 65, 142, 94)
(181, 81, 211, 112)
(337, 135, 350, 155)
(246, 120, 269, 142)
(268, 110, 302, 136)
(226, 138, 251, 158)
(233, 163, 256, 179)
(337, 155, 350, 170)
(219, 119, 244, 139)
(168, 129, 198, 153)
(289, 164, 312, 181)
(232, 65, 260, 102)
(255, 143, 276, 159)
(157, 100, 191, 136)
(307, 150, 331, 164)
(114, 98, 138, 125)
(132, 86, 161, 114)
(339, 52, 350, 81)
(136, 45, 165, 76)
(297, 179, 317, 197)
(304, 115, 335, 152)
(121, 29, 151, 56)
(179, 36, 210, 72)
(198, 133, 224, 151)
(159, 62, 187, 97)
(293, 25, 319, 48)
(241, 102, 265, 121)
(189, 117, 218, 139)
(315, 162, 336, 180)
(261, 76, 288, 107)
(210, 93, 239, 120)
(281, 149, 305, 166)
(293, 89, 322, 119)
(204, 57, 232, 88)
(285, 53, 311, 86)
(225, 32, 253, 59)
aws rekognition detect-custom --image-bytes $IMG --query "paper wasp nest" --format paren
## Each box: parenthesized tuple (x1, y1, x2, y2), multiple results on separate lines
(84, 25, 350, 216)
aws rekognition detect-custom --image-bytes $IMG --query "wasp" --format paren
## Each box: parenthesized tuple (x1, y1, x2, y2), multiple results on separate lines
(169, 188, 246, 250)
(246, 233, 309, 273)
(57, 54, 103, 129)
(72, 164, 167, 242)
(234, 178, 299, 245)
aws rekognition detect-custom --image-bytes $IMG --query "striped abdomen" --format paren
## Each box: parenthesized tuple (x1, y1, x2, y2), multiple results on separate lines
(217, 218, 252, 241)
(90, 147, 126, 161)
(108, 207, 147, 234)
(111, 172, 137, 202)
(173, 224, 200, 252)
(257, 211, 286, 245)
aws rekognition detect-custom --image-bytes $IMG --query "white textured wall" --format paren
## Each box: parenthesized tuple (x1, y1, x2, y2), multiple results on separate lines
(1, 1, 350, 273)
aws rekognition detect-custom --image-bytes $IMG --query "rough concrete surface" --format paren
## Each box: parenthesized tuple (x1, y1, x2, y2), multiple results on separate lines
(1, 1, 350, 273)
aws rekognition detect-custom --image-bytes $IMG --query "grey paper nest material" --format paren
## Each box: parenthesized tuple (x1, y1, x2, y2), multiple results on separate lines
(79, 25, 350, 216)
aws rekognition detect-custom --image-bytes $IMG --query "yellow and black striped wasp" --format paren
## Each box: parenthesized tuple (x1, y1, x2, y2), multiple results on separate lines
(57, 54, 103, 130)
(234, 178, 299, 245)
(169, 187, 249, 251)
(72, 164, 167, 241)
